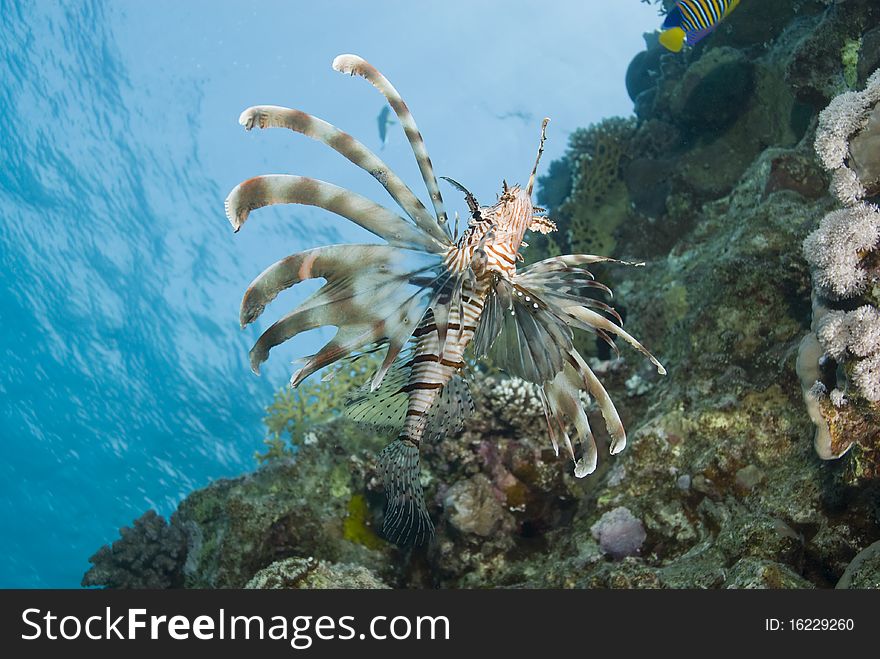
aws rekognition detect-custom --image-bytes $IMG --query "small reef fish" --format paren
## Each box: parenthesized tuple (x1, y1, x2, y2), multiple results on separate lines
(224, 54, 665, 546)
(659, 0, 741, 53)
(377, 105, 395, 149)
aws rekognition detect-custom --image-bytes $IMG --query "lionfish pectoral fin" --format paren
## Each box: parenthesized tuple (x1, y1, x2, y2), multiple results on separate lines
(378, 438, 433, 546)
(541, 360, 598, 479)
(485, 278, 571, 384)
(371, 295, 428, 391)
(566, 305, 666, 375)
(344, 362, 410, 431)
(570, 349, 627, 455)
(225, 174, 439, 252)
(234, 105, 448, 246)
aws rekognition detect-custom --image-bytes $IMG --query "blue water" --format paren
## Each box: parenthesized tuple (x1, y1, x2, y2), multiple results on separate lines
(0, 0, 655, 587)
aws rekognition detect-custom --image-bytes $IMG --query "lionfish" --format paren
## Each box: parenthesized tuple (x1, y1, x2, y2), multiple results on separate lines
(225, 54, 665, 545)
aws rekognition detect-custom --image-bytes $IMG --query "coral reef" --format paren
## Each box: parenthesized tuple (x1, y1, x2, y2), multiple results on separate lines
(533, 118, 637, 260)
(258, 355, 382, 461)
(245, 557, 388, 589)
(82, 510, 186, 589)
(83, 0, 880, 590)
(801, 68, 880, 480)
(803, 204, 880, 299)
(814, 70, 880, 200)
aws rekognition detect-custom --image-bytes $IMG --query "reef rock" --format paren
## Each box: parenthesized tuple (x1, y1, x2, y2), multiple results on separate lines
(725, 558, 815, 589)
(836, 540, 880, 588)
(245, 557, 388, 589)
(443, 475, 513, 538)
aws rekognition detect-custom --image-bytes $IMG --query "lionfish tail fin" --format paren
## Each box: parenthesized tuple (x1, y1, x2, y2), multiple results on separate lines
(378, 438, 433, 546)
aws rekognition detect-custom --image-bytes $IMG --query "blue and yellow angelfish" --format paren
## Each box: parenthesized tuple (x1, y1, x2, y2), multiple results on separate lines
(659, 0, 741, 52)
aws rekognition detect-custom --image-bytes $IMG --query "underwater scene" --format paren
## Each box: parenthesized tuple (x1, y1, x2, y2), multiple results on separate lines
(3, 0, 880, 590)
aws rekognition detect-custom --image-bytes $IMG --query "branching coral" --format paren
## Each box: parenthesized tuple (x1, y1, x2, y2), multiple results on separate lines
(814, 68, 880, 204)
(818, 305, 880, 360)
(801, 68, 880, 471)
(852, 354, 880, 403)
(81, 510, 186, 589)
(803, 203, 880, 299)
(259, 354, 382, 462)
(477, 375, 545, 430)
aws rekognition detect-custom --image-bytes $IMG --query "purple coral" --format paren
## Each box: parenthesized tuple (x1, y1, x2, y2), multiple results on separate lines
(591, 506, 647, 560)
(81, 510, 186, 589)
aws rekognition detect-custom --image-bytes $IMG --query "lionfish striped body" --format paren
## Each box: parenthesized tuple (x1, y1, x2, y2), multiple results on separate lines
(225, 54, 665, 545)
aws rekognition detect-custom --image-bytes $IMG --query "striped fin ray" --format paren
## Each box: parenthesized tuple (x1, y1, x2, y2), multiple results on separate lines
(237, 105, 450, 246)
(369, 262, 465, 390)
(240, 244, 445, 381)
(483, 279, 572, 384)
(538, 347, 629, 478)
(426, 272, 469, 361)
(515, 255, 666, 375)
(563, 305, 665, 375)
(474, 255, 664, 384)
(225, 175, 440, 253)
(540, 359, 598, 477)
(519, 254, 642, 274)
(332, 54, 449, 232)
(288, 291, 428, 388)
(574, 350, 627, 455)
(472, 282, 505, 359)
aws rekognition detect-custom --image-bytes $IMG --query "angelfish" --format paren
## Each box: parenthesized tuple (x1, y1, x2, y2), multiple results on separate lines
(659, 0, 741, 53)
(224, 54, 665, 546)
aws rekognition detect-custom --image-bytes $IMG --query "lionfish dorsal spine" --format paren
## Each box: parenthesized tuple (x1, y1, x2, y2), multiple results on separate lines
(332, 54, 449, 233)
(236, 104, 449, 246)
